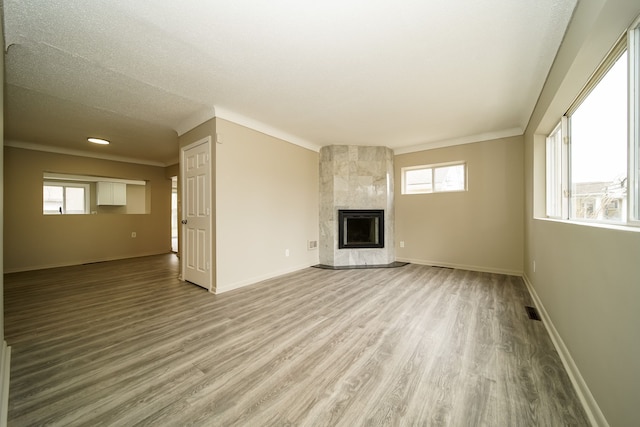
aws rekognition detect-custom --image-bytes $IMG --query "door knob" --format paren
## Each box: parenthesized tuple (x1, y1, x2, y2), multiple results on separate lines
(181, 219, 188, 224)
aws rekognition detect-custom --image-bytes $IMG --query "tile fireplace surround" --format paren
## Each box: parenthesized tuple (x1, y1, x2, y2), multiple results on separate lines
(319, 145, 395, 267)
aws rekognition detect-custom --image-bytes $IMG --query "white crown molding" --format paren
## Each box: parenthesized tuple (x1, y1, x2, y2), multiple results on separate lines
(393, 127, 524, 155)
(4, 140, 169, 167)
(214, 106, 322, 153)
(173, 108, 522, 157)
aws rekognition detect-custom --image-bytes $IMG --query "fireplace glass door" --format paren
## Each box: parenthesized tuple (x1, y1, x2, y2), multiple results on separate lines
(338, 210, 384, 249)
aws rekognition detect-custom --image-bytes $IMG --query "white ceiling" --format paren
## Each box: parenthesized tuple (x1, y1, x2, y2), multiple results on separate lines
(3, 0, 577, 166)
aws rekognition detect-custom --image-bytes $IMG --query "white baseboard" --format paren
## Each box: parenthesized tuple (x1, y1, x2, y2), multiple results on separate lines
(214, 263, 315, 294)
(522, 274, 608, 427)
(396, 257, 522, 277)
(0, 340, 11, 427)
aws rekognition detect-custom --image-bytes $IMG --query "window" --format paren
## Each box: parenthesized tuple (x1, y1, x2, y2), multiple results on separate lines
(42, 172, 149, 214)
(402, 162, 466, 194)
(43, 182, 90, 214)
(545, 16, 640, 226)
(545, 119, 567, 218)
(570, 49, 628, 222)
(631, 15, 640, 221)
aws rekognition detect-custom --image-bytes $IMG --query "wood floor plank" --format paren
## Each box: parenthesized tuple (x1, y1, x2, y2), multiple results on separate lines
(3, 254, 590, 426)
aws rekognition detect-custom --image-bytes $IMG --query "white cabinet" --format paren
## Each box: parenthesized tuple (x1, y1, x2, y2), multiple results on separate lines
(97, 181, 127, 206)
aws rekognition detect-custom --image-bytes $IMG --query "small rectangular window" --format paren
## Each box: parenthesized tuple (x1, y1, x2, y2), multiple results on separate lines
(404, 167, 433, 194)
(402, 162, 466, 195)
(43, 182, 90, 214)
(434, 164, 465, 192)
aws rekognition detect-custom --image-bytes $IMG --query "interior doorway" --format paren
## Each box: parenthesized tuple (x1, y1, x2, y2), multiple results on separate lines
(171, 176, 178, 253)
(180, 137, 212, 291)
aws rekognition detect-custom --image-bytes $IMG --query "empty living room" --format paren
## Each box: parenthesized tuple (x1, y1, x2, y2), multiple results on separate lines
(1, 0, 639, 426)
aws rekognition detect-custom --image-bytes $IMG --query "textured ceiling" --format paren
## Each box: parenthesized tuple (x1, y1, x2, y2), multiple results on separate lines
(3, 0, 577, 165)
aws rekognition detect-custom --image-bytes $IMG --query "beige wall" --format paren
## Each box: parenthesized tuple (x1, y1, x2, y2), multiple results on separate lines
(215, 118, 319, 292)
(395, 136, 524, 275)
(3, 147, 172, 272)
(165, 163, 179, 178)
(524, 0, 640, 425)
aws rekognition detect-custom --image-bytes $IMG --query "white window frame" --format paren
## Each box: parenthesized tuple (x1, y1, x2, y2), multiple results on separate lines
(43, 181, 90, 215)
(545, 17, 640, 227)
(401, 161, 467, 195)
(629, 15, 640, 225)
(545, 117, 568, 218)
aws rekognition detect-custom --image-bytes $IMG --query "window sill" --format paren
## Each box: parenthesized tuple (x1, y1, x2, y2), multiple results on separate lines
(402, 189, 468, 196)
(533, 216, 640, 233)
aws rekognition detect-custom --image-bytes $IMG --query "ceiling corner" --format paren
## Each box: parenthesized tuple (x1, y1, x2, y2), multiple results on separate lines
(174, 108, 217, 137)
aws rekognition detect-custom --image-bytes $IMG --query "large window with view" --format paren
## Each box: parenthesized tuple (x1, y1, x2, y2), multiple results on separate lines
(571, 49, 627, 222)
(545, 16, 640, 226)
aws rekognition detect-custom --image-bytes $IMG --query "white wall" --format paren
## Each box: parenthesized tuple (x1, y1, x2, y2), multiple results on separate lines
(215, 118, 319, 293)
(524, 0, 640, 425)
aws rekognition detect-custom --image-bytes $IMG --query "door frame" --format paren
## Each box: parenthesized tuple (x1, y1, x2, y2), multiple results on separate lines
(179, 136, 213, 292)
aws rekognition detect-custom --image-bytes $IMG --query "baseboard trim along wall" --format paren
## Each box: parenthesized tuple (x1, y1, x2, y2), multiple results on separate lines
(215, 263, 317, 294)
(0, 341, 11, 427)
(522, 274, 609, 427)
(396, 257, 522, 277)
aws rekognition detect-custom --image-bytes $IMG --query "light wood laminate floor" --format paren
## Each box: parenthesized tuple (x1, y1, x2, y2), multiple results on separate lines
(4, 254, 590, 426)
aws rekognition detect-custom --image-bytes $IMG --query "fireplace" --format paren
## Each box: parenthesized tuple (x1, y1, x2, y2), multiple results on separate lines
(338, 209, 384, 249)
(319, 145, 395, 266)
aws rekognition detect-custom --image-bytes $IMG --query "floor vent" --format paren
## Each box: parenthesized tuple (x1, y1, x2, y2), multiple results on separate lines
(525, 306, 542, 321)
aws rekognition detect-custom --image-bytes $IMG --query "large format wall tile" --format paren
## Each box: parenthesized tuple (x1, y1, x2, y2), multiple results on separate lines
(319, 145, 395, 266)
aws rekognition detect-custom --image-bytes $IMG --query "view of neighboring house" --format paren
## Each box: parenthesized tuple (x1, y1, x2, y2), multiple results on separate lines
(572, 179, 627, 221)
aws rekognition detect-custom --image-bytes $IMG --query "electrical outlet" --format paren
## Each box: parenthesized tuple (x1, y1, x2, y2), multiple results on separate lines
(285, 249, 290, 257)
(400, 241, 405, 248)
(533, 260, 536, 273)
(131, 232, 137, 238)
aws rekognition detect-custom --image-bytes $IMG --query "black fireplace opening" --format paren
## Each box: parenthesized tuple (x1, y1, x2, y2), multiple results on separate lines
(338, 209, 384, 249)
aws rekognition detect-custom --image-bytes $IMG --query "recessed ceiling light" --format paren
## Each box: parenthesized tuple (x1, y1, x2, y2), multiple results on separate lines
(88, 137, 110, 145)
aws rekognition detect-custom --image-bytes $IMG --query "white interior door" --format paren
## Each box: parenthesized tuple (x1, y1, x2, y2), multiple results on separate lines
(181, 137, 211, 290)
